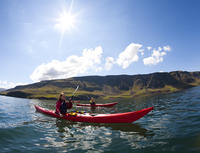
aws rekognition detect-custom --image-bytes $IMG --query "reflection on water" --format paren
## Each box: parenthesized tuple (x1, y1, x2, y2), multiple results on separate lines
(54, 119, 154, 151)
(52, 119, 151, 152)
(55, 119, 152, 136)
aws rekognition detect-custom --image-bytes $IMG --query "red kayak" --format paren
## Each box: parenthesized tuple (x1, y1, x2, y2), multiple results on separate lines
(35, 105, 153, 123)
(77, 102, 118, 107)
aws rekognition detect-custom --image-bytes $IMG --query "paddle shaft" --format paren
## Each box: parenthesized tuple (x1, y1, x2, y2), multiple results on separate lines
(73, 85, 79, 96)
(70, 85, 79, 100)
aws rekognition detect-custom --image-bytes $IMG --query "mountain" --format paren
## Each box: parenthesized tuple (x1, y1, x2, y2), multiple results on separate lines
(1, 71, 200, 100)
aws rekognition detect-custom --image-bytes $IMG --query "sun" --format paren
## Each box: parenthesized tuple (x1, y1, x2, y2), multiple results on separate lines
(55, 11, 76, 34)
(54, 0, 79, 47)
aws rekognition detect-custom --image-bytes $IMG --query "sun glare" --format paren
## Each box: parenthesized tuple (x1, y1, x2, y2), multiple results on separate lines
(54, 0, 78, 47)
(55, 11, 76, 33)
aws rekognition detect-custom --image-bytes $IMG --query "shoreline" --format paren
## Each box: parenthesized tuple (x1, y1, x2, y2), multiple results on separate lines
(0, 87, 185, 101)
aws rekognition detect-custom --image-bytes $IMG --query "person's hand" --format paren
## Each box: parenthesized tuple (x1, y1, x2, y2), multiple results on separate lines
(59, 113, 63, 117)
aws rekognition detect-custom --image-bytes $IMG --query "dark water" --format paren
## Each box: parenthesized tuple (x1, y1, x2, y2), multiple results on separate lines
(0, 87, 200, 153)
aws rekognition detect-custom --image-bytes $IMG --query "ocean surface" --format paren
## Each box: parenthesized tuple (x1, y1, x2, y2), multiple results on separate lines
(0, 87, 200, 153)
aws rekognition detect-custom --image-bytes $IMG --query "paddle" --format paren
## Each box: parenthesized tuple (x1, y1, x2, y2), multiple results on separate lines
(72, 85, 79, 97)
(70, 85, 79, 101)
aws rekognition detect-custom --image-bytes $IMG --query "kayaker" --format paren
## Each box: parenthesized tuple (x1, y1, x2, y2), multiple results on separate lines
(90, 97, 96, 105)
(55, 92, 68, 116)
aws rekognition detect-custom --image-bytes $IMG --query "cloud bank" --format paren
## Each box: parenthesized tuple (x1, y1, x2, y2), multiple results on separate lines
(30, 43, 171, 82)
(143, 46, 171, 65)
(30, 46, 103, 82)
(116, 43, 142, 69)
(0, 81, 26, 89)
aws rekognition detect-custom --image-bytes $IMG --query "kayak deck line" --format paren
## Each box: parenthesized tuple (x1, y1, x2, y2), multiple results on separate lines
(35, 105, 153, 123)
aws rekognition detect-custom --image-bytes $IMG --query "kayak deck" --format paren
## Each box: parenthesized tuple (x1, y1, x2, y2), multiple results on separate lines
(77, 102, 118, 107)
(35, 105, 153, 123)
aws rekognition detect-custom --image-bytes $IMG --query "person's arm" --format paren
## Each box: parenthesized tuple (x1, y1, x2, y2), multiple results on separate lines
(67, 101, 73, 109)
(55, 101, 61, 114)
(56, 102, 64, 117)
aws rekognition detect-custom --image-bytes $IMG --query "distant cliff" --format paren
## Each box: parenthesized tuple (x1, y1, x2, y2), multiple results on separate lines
(1, 71, 200, 100)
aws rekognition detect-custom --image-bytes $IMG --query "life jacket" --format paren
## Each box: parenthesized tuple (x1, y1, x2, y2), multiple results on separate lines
(90, 99, 95, 105)
(60, 101, 67, 114)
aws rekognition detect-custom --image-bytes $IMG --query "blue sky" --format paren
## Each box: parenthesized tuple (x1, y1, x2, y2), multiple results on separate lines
(0, 0, 200, 88)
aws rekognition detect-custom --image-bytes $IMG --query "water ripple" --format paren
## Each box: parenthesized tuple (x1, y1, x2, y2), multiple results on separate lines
(0, 87, 200, 152)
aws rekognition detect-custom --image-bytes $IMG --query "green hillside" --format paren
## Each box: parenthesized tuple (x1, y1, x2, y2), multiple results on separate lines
(1, 71, 200, 100)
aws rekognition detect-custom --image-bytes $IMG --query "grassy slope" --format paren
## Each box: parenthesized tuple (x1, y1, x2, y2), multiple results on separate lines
(0, 84, 192, 100)
(1, 71, 200, 100)
(0, 85, 103, 100)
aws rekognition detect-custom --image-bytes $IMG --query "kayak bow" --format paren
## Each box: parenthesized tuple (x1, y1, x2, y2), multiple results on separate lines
(35, 105, 153, 123)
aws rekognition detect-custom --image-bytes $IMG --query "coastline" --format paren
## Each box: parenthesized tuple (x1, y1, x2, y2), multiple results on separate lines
(0, 85, 186, 101)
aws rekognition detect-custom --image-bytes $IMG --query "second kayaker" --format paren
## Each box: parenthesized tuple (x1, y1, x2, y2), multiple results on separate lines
(90, 97, 96, 105)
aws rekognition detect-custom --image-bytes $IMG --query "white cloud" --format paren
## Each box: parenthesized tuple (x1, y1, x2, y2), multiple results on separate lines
(30, 46, 103, 82)
(116, 43, 142, 69)
(105, 57, 115, 71)
(147, 46, 152, 50)
(143, 48, 167, 66)
(163, 45, 171, 51)
(30, 43, 171, 82)
(139, 49, 145, 56)
(95, 67, 103, 72)
(0, 81, 27, 89)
